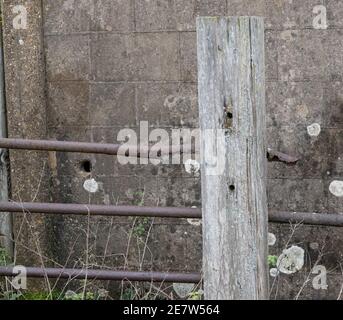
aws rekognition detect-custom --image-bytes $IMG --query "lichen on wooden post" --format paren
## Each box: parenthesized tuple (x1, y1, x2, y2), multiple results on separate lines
(197, 16, 268, 300)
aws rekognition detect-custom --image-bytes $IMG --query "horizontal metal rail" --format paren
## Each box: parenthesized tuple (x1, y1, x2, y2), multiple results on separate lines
(0, 202, 342, 227)
(0, 138, 196, 157)
(269, 211, 343, 227)
(0, 267, 201, 283)
(0, 138, 121, 155)
(0, 202, 201, 219)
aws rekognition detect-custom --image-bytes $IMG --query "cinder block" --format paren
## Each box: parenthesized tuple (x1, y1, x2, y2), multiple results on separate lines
(180, 32, 197, 82)
(156, 176, 201, 208)
(135, 82, 198, 127)
(51, 175, 93, 204)
(184, 227, 202, 272)
(47, 81, 89, 127)
(92, 0, 134, 32)
(267, 179, 327, 212)
(91, 33, 179, 81)
(135, 0, 226, 32)
(227, 0, 265, 19)
(94, 223, 132, 267)
(90, 83, 136, 126)
(323, 82, 343, 128)
(266, 81, 324, 128)
(278, 30, 325, 81)
(135, 0, 177, 31)
(91, 33, 134, 81)
(326, 0, 343, 28)
(265, 31, 278, 81)
(326, 129, 343, 178)
(145, 224, 192, 271)
(112, 175, 144, 205)
(323, 30, 343, 82)
(175, 0, 227, 31)
(43, 0, 93, 34)
(45, 35, 90, 81)
(132, 33, 180, 81)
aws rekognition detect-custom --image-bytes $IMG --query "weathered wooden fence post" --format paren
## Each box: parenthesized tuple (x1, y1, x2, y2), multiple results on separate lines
(197, 17, 268, 300)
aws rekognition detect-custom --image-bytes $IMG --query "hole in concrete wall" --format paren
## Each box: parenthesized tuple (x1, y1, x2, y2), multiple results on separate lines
(80, 160, 92, 173)
(229, 185, 235, 191)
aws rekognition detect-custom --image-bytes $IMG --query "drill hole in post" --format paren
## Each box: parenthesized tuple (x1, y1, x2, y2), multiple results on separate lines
(229, 185, 235, 192)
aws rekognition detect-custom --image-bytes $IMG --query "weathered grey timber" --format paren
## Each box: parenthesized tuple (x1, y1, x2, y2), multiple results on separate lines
(197, 16, 268, 300)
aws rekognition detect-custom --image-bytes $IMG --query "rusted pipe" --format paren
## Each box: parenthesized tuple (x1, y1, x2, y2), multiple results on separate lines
(0, 202, 342, 227)
(269, 211, 343, 227)
(0, 138, 121, 155)
(0, 267, 201, 283)
(0, 138, 197, 158)
(0, 202, 202, 219)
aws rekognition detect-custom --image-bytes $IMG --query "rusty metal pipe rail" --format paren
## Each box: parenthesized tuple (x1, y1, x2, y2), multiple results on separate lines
(0, 202, 343, 227)
(0, 138, 121, 155)
(269, 211, 343, 227)
(0, 202, 201, 219)
(0, 267, 201, 283)
(0, 138, 196, 157)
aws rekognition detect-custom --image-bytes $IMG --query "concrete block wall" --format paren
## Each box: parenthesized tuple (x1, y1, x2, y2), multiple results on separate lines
(2, 0, 343, 299)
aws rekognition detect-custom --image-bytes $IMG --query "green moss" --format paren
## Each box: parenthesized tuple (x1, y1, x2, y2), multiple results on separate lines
(268, 255, 278, 268)
(19, 291, 62, 300)
(0, 247, 10, 266)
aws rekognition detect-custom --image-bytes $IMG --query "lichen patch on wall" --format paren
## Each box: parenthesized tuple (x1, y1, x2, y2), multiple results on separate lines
(329, 180, 343, 198)
(307, 123, 321, 137)
(277, 246, 305, 275)
(268, 233, 276, 246)
(83, 178, 99, 193)
(173, 283, 195, 298)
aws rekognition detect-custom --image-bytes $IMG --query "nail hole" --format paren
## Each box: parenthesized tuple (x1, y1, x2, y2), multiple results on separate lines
(229, 185, 235, 191)
(80, 160, 92, 173)
(226, 112, 233, 119)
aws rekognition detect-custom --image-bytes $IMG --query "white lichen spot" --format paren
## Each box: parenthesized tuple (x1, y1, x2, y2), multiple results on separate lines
(173, 283, 195, 298)
(187, 219, 202, 226)
(307, 123, 321, 137)
(18, 39, 24, 45)
(310, 242, 319, 250)
(277, 246, 305, 275)
(184, 159, 200, 175)
(83, 178, 99, 193)
(187, 206, 202, 226)
(329, 180, 343, 197)
(270, 268, 279, 278)
(268, 233, 277, 246)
